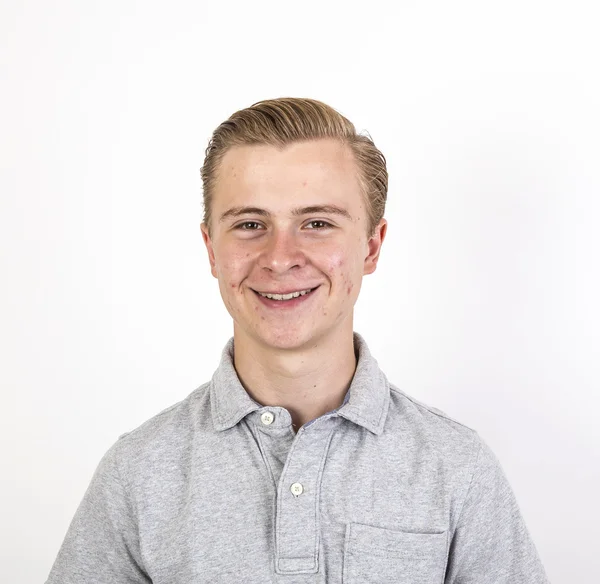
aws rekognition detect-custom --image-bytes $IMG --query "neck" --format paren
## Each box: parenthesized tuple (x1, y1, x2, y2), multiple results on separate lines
(232, 324, 357, 432)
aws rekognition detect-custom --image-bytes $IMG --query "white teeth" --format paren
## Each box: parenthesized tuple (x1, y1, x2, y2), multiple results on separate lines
(258, 288, 313, 301)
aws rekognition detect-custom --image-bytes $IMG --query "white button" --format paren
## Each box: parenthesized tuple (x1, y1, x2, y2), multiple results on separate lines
(261, 412, 274, 425)
(290, 482, 304, 496)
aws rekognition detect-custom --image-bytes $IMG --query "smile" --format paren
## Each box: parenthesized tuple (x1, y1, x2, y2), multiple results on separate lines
(256, 288, 315, 301)
(251, 286, 320, 307)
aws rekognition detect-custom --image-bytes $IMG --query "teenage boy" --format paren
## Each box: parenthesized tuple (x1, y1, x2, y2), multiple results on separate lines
(46, 97, 549, 583)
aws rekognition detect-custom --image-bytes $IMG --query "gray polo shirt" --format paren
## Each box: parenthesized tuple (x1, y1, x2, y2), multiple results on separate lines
(46, 333, 549, 583)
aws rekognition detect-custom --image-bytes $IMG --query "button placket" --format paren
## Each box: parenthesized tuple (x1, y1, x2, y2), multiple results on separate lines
(275, 422, 337, 575)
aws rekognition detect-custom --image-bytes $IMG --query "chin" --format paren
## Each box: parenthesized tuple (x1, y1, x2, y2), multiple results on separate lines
(253, 326, 320, 352)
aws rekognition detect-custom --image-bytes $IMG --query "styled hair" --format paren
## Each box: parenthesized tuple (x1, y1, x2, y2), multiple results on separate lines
(200, 97, 388, 237)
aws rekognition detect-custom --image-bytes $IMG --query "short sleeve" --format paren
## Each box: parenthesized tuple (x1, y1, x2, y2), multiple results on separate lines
(444, 435, 550, 584)
(45, 439, 151, 584)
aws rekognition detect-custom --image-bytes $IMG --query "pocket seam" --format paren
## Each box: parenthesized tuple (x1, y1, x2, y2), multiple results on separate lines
(343, 522, 448, 583)
(349, 522, 447, 553)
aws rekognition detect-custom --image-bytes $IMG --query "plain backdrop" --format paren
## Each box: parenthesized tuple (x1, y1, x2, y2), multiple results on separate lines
(1, 1, 599, 582)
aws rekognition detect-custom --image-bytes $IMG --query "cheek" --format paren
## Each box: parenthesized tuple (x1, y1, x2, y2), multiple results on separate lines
(215, 248, 253, 283)
(320, 249, 361, 296)
(319, 244, 347, 272)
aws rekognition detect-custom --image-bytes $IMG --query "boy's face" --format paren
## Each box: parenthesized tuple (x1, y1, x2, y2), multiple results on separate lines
(201, 138, 387, 352)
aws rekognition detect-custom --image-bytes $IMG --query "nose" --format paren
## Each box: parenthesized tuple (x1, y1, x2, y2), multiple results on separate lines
(257, 228, 306, 274)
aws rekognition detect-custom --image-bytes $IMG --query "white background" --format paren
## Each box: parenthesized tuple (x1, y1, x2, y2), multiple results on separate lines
(1, 1, 599, 582)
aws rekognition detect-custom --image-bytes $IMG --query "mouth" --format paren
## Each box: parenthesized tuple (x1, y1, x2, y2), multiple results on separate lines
(251, 286, 320, 309)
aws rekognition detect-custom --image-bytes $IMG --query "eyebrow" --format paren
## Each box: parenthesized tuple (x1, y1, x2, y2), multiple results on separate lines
(218, 204, 352, 223)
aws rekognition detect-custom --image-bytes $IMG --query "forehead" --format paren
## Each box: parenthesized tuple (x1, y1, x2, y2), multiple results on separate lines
(213, 139, 363, 209)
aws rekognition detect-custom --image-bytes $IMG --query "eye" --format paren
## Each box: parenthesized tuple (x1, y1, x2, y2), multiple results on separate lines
(234, 221, 264, 231)
(304, 220, 332, 230)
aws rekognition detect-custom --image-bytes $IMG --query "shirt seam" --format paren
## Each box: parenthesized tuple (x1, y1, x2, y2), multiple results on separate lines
(113, 440, 150, 578)
(451, 433, 483, 533)
(118, 383, 210, 440)
(314, 427, 337, 568)
(389, 385, 476, 432)
(251, 420, 279, 490)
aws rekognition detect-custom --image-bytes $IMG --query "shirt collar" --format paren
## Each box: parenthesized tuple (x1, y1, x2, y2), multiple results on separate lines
(210, 332, 390, 435)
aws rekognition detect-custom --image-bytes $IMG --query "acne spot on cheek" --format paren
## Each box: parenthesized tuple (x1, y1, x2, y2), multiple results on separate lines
(347, 283, 353, 295)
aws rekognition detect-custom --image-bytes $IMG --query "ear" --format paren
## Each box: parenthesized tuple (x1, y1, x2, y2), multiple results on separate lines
(200, 222, 218, 278)
(363, 218, 387, 275)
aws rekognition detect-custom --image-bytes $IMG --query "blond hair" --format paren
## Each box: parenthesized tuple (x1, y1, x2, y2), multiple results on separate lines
(200, 97, 388, 236)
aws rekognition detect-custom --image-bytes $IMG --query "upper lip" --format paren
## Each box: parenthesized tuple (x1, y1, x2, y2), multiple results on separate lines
(252, 286, 319, 295)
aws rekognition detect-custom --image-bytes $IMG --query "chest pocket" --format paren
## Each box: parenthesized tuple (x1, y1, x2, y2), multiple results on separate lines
(342, 523, 448, 584)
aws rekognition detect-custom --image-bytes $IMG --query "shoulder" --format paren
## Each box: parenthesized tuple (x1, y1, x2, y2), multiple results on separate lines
(388, 382, 475, 433)
(110, 382, 213, 472)
(386, 382, 481, 462)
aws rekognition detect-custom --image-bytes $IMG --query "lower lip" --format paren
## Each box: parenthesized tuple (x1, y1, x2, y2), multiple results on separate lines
(252, 287, 319, 309)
